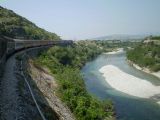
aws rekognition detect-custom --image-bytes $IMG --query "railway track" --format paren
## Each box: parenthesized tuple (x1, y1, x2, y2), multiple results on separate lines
(0, 47, 48, 120)
(0, 37, 73, 120)
(0, 50, 25, 120)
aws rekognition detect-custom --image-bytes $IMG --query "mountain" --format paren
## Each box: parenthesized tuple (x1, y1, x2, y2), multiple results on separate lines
(0, 6, 60, 40)
(92, 34, 148, 41)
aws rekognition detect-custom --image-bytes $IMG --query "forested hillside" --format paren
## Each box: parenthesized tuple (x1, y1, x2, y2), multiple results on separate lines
(127, 37, 160, 72)
(35, 41, 114, 120)
(0, 6, 60, 40)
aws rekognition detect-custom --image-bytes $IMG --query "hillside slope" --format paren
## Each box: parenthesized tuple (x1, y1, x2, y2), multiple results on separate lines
(127, 37, 160, 72)
(0, 6, 60, 40)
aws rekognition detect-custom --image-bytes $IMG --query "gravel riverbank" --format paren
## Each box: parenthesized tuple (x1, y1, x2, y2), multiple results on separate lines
(127, 60, 160, 79)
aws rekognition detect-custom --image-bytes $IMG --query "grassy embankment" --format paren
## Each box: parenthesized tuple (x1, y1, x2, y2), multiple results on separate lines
(34, 41, 115, 120)
(127, 36, 160, 72)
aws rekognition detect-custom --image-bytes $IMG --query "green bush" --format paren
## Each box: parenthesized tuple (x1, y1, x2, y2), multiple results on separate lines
(150, 64, 160, 72)
(127, 43, 160, 71)
(35, 42, 114, 120)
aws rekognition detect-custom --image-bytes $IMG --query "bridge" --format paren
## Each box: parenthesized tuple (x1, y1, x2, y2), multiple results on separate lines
(0, 36, 74, 120)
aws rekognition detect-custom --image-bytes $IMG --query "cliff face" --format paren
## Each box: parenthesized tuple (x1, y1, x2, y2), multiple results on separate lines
(0, 6, 60, 40)
(28, 59, 75, 120)
(16, 47, 75, 120)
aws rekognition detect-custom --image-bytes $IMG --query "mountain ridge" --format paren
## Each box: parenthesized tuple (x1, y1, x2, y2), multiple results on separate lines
(0, 6, 60, 40)
(91, 34, 154, 41)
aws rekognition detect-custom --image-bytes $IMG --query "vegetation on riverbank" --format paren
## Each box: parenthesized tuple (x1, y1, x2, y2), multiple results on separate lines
(34, 41, 115, 120)
(127, 38, 160, 72)
(150, 36, 160, 40)
(0, 6, 60, 40)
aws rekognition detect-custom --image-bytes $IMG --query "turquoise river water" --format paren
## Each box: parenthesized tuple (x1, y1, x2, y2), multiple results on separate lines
(81, 51, 160, 120)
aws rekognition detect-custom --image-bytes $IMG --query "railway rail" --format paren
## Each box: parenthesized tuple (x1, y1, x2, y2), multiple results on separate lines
(0, 36, 73, 119)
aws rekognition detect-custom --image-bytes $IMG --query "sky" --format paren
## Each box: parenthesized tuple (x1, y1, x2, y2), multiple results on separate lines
(0, 0, 160, 40)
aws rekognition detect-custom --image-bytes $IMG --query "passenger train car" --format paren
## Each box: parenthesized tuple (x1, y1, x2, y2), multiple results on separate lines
(0, 36, 73, 76)
(4, 37, 73, 55)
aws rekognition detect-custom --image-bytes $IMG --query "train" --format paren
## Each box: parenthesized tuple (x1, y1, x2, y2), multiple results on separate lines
(1, 36, 73, 55)
(0, 36, 73, 76)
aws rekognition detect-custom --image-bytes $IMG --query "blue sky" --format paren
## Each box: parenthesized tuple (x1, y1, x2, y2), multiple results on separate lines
(0, 0, 160, 40)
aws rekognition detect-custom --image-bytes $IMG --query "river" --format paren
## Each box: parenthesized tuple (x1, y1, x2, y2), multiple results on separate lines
(82, 50, 160, 120)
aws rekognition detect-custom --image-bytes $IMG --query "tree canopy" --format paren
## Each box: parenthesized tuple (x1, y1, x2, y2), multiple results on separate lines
(127, 42, 160, 72)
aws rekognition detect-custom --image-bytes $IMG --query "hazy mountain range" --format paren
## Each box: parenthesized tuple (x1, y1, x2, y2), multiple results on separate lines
(91, 34, 152, 41)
